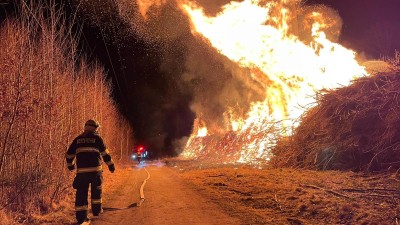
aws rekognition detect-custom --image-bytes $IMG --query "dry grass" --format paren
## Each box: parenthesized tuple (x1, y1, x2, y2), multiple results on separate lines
(271, 69, 400, 172)
(0, 209, 14, 225)
(173, 161, 400, 225)
(0, 1, 133, 223)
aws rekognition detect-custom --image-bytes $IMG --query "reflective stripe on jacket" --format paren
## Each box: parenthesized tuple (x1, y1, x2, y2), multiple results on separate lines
(65, 131, 114, 173)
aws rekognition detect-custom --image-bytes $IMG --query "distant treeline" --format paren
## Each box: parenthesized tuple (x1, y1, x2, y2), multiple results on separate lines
(0, 1, 133, 221)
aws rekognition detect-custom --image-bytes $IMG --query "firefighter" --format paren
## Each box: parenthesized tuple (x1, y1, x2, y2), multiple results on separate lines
(65, 119, 115, 224)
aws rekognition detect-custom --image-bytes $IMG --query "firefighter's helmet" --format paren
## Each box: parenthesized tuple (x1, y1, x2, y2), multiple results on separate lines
(84, 119, 100, 131)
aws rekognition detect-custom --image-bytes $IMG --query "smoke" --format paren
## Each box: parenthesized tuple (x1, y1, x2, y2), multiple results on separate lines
(72, 0, 344, 155)
(131, 1, 268, 122)
(109, 0, 268, 147)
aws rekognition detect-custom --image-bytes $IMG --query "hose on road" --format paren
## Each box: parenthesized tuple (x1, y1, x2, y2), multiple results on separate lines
(138, 167, 150, 206)
(103, 165, 151, 211)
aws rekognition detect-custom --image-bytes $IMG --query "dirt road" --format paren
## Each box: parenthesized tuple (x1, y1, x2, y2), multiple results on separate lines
(91, 161, 241, 225)
(38, 160, 399, 224)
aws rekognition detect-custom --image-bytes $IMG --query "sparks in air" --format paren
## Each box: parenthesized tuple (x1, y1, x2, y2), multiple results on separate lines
(180, 0, 368, 163)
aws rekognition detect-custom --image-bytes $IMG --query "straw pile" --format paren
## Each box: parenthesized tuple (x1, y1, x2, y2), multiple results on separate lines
(272, 71, 400, 171)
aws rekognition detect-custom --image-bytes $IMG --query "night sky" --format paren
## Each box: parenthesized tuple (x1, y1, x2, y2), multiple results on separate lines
(1, 0, 400, 157)
(308, 0, 400, 56)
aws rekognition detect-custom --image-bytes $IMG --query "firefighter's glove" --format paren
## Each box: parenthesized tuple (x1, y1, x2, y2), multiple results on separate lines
(67, 165, 75, 172)
(109, 164, 115, 173)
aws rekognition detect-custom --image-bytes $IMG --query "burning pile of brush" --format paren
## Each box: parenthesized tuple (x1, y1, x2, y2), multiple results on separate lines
(272, 68, 400, 171)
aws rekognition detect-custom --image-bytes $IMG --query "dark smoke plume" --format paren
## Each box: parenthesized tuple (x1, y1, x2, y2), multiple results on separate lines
(70, 0, 342, 156)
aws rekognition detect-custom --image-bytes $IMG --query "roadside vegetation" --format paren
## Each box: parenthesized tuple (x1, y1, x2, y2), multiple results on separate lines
(0, 1, 133, 223)
(173, 161, 400, 225)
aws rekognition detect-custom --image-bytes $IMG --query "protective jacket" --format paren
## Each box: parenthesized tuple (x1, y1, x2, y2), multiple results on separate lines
(65, 130, 114, 223)
(65, 131, 114, 173)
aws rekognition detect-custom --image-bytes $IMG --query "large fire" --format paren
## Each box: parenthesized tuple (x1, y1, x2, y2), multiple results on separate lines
(137, 0, 368, 163)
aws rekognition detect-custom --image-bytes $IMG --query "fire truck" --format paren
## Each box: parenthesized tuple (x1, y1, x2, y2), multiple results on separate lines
(131, 145, 148, 163)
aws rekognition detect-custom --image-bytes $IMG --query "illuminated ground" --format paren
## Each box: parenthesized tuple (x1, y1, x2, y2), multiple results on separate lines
(88, 160, 241, 225)
(172, 160, 400, 224)
(41, 160, 399, 224)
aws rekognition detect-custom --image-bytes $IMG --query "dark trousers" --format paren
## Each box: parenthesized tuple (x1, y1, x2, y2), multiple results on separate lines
(73, 172, 103, 222)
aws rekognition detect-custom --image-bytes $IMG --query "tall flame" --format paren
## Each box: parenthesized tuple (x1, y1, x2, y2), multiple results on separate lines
(180, 0, 368, 163)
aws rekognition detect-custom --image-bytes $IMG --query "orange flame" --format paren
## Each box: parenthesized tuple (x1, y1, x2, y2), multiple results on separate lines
(180, 0, 368, 163)
(137, 0, 167, 19)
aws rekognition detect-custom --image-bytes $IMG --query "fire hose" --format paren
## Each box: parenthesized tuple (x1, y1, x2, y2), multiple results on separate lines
(138, 167, 150, 206)
(103, 166, 151, 211)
